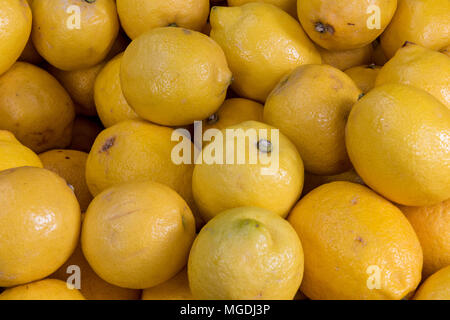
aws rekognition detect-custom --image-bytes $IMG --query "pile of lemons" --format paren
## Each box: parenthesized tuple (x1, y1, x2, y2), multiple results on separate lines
(0, 0, 449, 300)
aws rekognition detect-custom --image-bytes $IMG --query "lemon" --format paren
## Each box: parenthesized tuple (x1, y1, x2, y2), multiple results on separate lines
(227, 0, 297, 17)
(288, 181, 423, 300)
(346, 84, 450, 206)
(188, 207, 304, 300)
(345, 64, 381, 93)
(39, 149, 92, 212)
(121, 27, 232, 126)
(31, 0, 119, 71)
(375, 43, 450, 109)
(0, 167, 81, 287)
(192, 121, 304, 222)
(142, 268, 193, 300)
(82, 181, 196, 289)
(117, 0, 209, 39)
(381, 0, 450, 59)
(0, 130, 43, 172)
(203, 98, 264, 132)
(413, 265, 450, 300)
(52, 239, 141, 300)
(210, 3, 321, 102)
(303, 168, 364, 195)
(0, 62, 75, 153)
(0, 279, 85, 300)
(442, 45, 450, 57)
(94, 53, 141, 128)
(298, 0, 397, 50)
(0, 0, 31, 76)
(400, 200, 450, 278)
(49, 62, 106, 117)
(317, 44, 373, 71)
(264, 64, 361, 175)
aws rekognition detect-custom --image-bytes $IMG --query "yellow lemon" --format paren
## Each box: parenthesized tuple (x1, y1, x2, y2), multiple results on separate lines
(210, 3, 321, 102)
(413, 266, 450, 300)
(117, 0, 209, 39)
(52, 240, 141, 300)
(0, 130, 43, 172)
(0, 0, 31, 76)
(49, 62, 106, 117)
(303, 168, 364, 195)
(94, 53, 141, 128)
(0, 279, 85, 300)
(0, 167, 81, 287)
(380, 0, 450, 59)
(192, 121, 304, 222)
(82, 181, 196, 289)
(345, 64, 381, 93)
(317, 44, 373, 71)
(85, 120, 201, 225)
(400, 200, 450, 278)
(39, 149, 92, 212)
(142, 268, 193, 300)
(375, 43, 450, 109)
(31, 0, 119, 71)
(227, 0, 297, 17)
(0, 62, 75, 153)
(346, 84, 450, 206)
(264, 64, 361, 175)
(298, 0, 397, 50)
(288, 181, 423, 300)
(188, 207, 304, 300)
(121, 27, 232, 126)
(203, 98, 264, 132)
(69, 116, 103, 153)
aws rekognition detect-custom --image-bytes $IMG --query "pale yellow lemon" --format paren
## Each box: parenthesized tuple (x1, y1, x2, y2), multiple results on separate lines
(31, 0, 119, 70)
(381, 0, 450, 59)
(345, 64, 381, 93)
(0, 167, 81, 287)
(264, 64, 361, 175)
(210, 3, 321, 102)
(82, 181, 196, 289)
(375, 43, 450, 109)
(188, 207, 304, 300)
(94, 53, 140, 128)
(192, 121, 304, 222)
(0, 130, 43, 172)
(228, 0, 297, 17)
(0, 279, 85, 300)
(121, 27, 232, 126)
(49, 62, 106, 117)
(0, 0, 32, 75)
(400, 200, 450, 278)
(142, 268, 193, 300)
(39, 149, 92, 212)
(203, 98, 264, 132)
(117, 0, 209, 39)
(0, 62, 75, 153)
(52, 241, 141, 300)
(413, 266, 450, 300)
(346, 84, 450, 206)
(288, 181, 423, 300)
(298, 0, 397, 50)
(317, 44, 373, 71)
